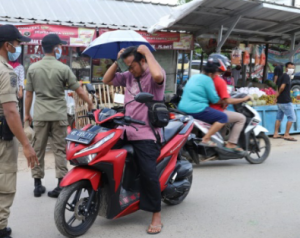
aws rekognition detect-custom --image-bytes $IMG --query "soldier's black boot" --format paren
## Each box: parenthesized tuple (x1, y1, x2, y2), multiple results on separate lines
(34, 178, 46, 197)
(48, 178, 63, 198)
(0, 227, 12, 238)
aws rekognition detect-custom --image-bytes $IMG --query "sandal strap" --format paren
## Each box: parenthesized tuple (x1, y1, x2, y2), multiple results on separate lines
(233, 146, 243, 149)
(149, 224, 163, 229)
(206, 141, 216, 146)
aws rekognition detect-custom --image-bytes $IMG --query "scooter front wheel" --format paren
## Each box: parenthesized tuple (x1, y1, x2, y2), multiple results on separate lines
(245, 132, 271, 164)
(54, 181, 100, 238)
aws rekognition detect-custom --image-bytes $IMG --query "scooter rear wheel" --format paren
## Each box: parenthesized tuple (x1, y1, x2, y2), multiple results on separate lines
(54, 180, 100, 238)
(245, 132, 270, 164)
(162, 174, 193, 206)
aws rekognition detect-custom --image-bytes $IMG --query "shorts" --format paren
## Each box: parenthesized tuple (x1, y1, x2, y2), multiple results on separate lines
(189, 107, 228, 124)
(276, 103, 296, 122)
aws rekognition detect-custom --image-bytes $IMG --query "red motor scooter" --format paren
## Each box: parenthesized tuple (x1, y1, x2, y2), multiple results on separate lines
(54, 89, 194, 237)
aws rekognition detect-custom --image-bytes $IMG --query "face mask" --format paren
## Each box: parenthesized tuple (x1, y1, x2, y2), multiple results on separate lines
(287, 68, 294, 75)
(8, 44, 22, 61)
(55, 47, 62, 60)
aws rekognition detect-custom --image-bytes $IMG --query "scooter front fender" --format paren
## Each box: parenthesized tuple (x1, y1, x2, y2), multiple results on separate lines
(254, 125, 268, 136)
(60, 167, 101, 191)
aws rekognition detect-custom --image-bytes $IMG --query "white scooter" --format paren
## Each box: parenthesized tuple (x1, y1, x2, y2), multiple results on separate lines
(182, 92, 271, 164)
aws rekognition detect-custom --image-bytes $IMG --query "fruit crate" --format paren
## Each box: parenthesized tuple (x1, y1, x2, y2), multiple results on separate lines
(227, 104, 300, 135)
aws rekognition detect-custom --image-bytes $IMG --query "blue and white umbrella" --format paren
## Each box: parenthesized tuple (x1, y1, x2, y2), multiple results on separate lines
(83, 30, 155, 59)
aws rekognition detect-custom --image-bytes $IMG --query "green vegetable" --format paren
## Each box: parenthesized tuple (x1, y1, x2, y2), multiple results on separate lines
(252, 94, 259, 100)
(265, 80, 277, 90)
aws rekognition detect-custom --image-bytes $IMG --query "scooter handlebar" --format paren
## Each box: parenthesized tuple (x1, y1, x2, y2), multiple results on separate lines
(130, 118, 146, 126)
(124, 116, 146, 125)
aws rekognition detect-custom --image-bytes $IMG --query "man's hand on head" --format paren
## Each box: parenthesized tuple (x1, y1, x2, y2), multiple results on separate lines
(117, 48, 125, 59)
(137, 45, 151, 56)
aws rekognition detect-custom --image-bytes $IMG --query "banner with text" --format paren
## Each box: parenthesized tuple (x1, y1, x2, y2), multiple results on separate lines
(16, 24, 96, 47)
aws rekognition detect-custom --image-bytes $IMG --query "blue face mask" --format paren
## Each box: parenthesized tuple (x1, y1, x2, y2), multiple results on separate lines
(55, 47, 62, 60)
(8, 44, 22, 61)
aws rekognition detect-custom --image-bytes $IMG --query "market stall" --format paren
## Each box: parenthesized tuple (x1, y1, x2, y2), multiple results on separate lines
(17, 24, 96, 82)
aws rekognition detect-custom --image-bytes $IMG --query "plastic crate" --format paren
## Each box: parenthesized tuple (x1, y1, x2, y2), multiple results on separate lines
(267, 73, 274, 81)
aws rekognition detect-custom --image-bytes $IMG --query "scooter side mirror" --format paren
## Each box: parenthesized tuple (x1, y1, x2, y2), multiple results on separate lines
(85, 83, 96, 94)
(134, 92, 154, 103)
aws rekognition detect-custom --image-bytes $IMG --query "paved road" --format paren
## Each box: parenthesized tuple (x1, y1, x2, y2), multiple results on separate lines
(9, 136, 300, 238)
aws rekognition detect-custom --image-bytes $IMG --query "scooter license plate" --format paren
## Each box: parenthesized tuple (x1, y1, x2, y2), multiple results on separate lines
(66, 129, 97, 144)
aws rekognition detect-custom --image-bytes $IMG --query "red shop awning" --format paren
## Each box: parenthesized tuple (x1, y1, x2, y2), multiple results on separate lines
(99, 29, 194, 51)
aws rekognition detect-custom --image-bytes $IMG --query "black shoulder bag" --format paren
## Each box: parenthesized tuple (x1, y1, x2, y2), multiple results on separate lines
(0, 116, 14, 141)
(136, 78, 170, 144)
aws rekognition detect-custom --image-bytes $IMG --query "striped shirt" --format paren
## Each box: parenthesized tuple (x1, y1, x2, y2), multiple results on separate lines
(13, 64, 25, 89)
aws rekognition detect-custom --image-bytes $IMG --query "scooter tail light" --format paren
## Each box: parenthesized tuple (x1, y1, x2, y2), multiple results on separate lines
(169, 113, 189, 122)
(170, 113, 176, 120)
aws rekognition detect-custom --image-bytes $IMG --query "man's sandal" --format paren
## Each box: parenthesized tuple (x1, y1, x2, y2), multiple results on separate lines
(199, 140, 217, 147)
(225, 145, 244, 152)
(284, 137, 297, 142)
(147, 224, 163, 235)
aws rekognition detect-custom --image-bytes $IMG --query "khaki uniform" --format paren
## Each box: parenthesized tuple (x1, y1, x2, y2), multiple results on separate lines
(0, 56, 19, 230)
(26, 56, 80, 179)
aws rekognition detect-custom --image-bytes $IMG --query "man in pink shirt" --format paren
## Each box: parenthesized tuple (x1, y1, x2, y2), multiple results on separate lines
(103, 45, 165, 234)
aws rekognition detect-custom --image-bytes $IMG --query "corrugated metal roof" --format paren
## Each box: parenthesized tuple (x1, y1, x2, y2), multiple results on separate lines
(148, 0, 300, 44)
(0, 0, 173, 30)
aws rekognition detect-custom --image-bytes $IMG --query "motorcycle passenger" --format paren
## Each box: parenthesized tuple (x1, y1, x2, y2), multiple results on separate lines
(103, 45, 165, 234)
(178, 62, 228, 147)
(209, 55, 251, 152)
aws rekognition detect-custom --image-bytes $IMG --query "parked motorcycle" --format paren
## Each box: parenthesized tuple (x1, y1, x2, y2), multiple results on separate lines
(54, 86, 194, 237)
(167, 90, 271, 165)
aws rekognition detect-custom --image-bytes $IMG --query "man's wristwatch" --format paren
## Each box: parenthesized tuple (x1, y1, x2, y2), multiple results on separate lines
(114, 61, 118, 66)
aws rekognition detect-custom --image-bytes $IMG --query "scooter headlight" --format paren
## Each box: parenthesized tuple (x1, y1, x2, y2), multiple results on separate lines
(251, 118, 260, 126)
(74, 132, 115, 156)
(71, 154, 97, 165)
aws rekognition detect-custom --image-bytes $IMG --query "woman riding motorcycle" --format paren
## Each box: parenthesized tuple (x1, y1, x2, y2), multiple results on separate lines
(209, 54, 251, 152)
(178, 62, 228, 147)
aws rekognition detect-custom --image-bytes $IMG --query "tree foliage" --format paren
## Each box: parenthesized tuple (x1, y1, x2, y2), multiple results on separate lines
(178, 0, 193, 4)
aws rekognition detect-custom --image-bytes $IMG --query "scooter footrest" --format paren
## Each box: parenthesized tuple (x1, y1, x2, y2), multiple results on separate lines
(194, 141, 216, 158)
(119, 187, 140, 208)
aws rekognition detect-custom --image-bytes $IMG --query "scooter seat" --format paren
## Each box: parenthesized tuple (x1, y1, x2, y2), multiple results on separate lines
(162, 121, 184, 144)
